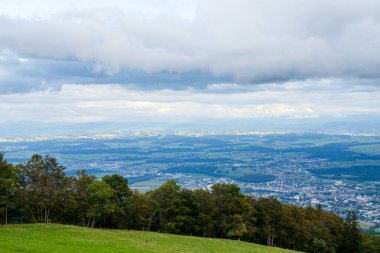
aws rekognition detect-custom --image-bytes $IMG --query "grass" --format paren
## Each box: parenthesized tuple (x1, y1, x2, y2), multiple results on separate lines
(131, 179, 166, 188)
(0, 224, 298, 253)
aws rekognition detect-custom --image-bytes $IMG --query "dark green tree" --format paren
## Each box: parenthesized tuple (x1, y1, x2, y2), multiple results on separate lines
(362, 233, 380, 253)
(0, 153, 17, 224)
(193, 189, 214, 237)
(309, 238, 328, 253)
(340, 210, 363, 253)
(127, 190, 149, 230)
(102, 174, 132, 228)
(254, 197, 282, 246)
(147, 179, 182, 232)
(211, 184, 247, 239)
(87, 180, 115, 227)
(19, 154, 67, 223)
(69, 170, 96, 226)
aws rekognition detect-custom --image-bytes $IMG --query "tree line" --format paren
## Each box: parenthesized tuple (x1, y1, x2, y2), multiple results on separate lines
(0, 153, 379, 253)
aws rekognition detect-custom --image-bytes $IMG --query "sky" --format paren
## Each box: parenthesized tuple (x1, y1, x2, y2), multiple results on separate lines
(1, 0, 380, 136)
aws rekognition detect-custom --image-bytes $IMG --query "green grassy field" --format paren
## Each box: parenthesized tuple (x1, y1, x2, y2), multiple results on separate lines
(0, 224, 298, 253)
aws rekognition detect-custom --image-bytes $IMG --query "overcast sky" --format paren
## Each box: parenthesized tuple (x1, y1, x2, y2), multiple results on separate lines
(1, 0, 380, 135)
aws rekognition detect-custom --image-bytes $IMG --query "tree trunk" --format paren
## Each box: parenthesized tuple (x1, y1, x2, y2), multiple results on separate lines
(148, 212, 153, 231)
(46, 208, 50, 223)
(5, 204, 8, 225)
(44, 208, 48, 223)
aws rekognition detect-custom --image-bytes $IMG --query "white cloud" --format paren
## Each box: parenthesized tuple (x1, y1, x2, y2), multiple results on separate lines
(1, 0, 380, 81)
(0, 0, 199, 20)
(0, 81, 379, 124)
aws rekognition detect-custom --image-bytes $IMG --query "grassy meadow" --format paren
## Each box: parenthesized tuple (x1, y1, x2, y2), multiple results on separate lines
(0, 224, 298, 253)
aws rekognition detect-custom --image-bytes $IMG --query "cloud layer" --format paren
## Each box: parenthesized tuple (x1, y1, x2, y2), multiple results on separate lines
(1, 0, 380, 132)
(1, 81, 380, 124)
(1, 0, 380, 93)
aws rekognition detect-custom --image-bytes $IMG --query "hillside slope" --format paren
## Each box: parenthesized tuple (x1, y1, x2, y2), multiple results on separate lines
(0, 224, 298, 253)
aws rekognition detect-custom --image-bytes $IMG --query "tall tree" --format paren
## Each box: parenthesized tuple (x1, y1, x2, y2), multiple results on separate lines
(70, 170, 96, 226)
(147, 179, 182, 232)
(340, 210, 363, 253)
(211, 183, 247, 239)
(87, 180, 115, 227)
(193, 189, 214, 237)
(0, 153, 17, 224)
(127, 190, 149, 230)
(19, 154, 67, 223)
(102, 174, 132, 228)
(254, 197, 282, 246)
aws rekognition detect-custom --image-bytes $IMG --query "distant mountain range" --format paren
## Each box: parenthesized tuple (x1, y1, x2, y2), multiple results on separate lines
(1, 116, 380, 140)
